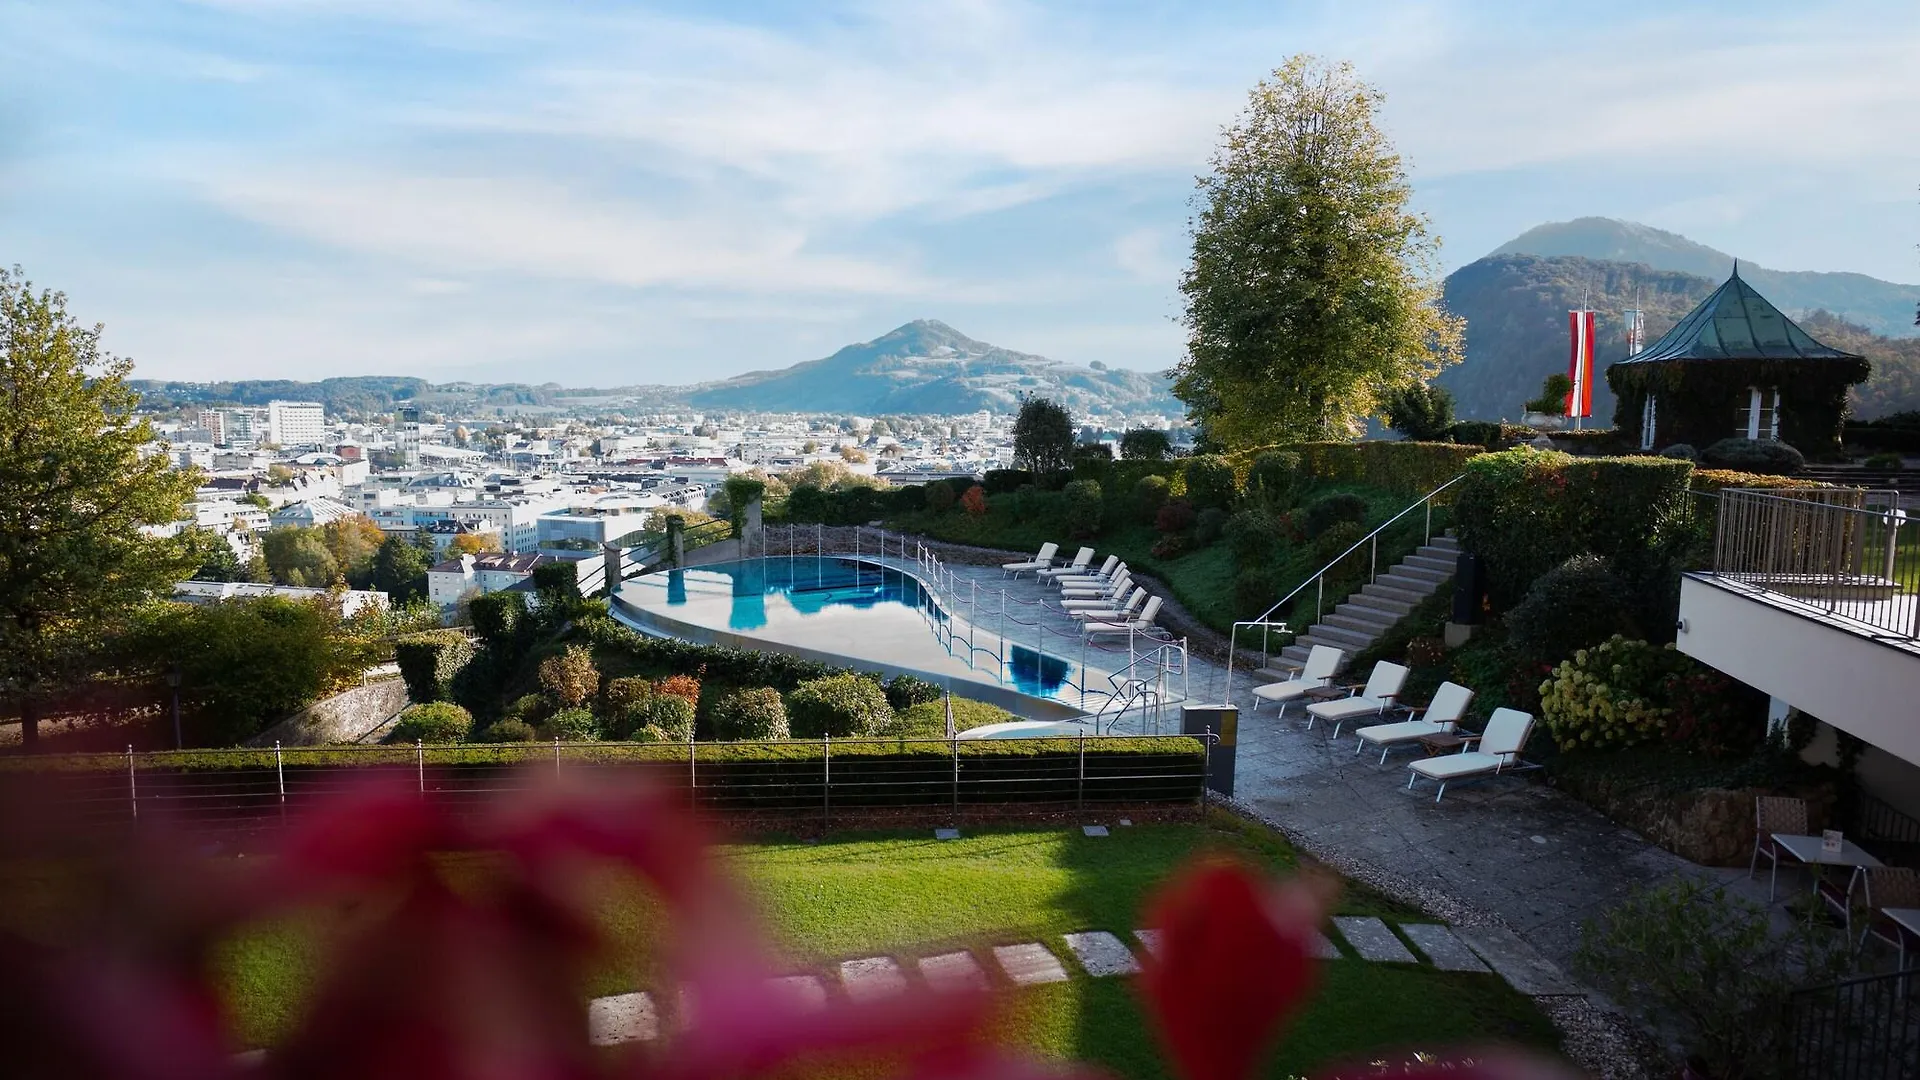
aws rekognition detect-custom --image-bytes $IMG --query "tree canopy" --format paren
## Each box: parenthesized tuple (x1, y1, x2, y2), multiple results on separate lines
(1120, 428, 1172, 460)
(1012, 397, 1075, 473)
(1172, 56, 1462, 448)
(1382, 384, 1456, 441)
(0, 266, 201, 748)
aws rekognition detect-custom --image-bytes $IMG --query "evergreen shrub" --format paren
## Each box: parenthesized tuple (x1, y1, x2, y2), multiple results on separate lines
(711, 687, 789, 741)
(787, 674, 895, 738)
(394, 630, 475, 704)
(389, 702, 473, 744)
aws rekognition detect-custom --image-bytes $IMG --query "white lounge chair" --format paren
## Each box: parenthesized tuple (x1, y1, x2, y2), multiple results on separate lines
(1353, 681, 1475, 764)
(1249, 645, 1345, 717)
(1303, 661, 1409, 736)
(1061, 582, 1136, 614)
(1036, 547, 1094, 581)
(1083, 596, 1162, 637)
(1002, 542, 1058, 576)
(1061, 570, 1130, 603)
(1051, 555, 1120, 587)
(1068, 588, 1146, 622)
(1405, 708, 1535, 802)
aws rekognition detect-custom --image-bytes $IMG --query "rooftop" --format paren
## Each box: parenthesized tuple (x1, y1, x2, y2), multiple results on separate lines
(1614, 264, 1867, 366)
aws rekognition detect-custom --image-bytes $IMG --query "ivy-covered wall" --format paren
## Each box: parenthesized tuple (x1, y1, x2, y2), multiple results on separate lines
(1607, 357, 1867, 454)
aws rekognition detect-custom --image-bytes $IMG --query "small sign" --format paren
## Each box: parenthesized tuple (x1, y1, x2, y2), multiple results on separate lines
(1822, 830, 1844, 855)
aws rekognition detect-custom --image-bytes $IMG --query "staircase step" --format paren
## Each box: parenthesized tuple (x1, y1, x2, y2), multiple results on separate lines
(1334, 602, 1401, 629)
(1306, 623, 1376, 649)
(1415, 545, 1461, 562)
(1376, 572, 1442, 595)
(1395, 559, 1454, 579)
(1292, 633, 1357, 656)
(1427, 534, 1461, 549)
(1361, 581, 1428, 606)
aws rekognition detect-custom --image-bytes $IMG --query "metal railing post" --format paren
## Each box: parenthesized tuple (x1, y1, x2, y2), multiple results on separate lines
(952, 736, 960, 821)
(127, 744, 137, 823)
(822, 734, 831, 830)
(554, 736, 563, 779)
(275, 741, 286, 826)
(1370, 534, 1378, 583)
(1201, 735, 1211, 811)
(1077, 732, 1086, 812)
(416, 739, 425, 799)
(688, 735, 697, 810)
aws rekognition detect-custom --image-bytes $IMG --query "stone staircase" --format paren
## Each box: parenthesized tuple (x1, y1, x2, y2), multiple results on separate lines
(1257, 534, 1460, 679)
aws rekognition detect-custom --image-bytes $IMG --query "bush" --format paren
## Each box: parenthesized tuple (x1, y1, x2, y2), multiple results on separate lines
(1524, 373, 1573, 415)
(1447, 421, 1505, 449)
(711, 687, 789, 741)
(1242, 450, 1301, 509)
(1864, 451, 1904, 470)
(389, 702, 473, 744)
(1120, 428, 1171, 460)
(483, 718, 536, 743)
(1504, 555, 1640, 665)
(1133, 474, 1171, 524)
(960, 485, 988, 517)
(1312, 519, 1368, 568)
(1154, 498, 1196, 536)
(1702, 437, 1804, 474)
(1253, 441, 1482, 498)
(1232, 569, 1277, 620)
(643, 695, 696, 742)
(1194, 507, 1229, 547)
(1300, 492, 1367, 540)
(1382, 384, 1456, 442)
(882, 673, 943, 712)
(538, 644, 599, 708)
(531, 561, 582, 604)
(1657, 443, 1698, 461)
(1063, 479, 1104, 539)
(1537, 636, 1756, 757)
(600, 676, 654, 739)
(468, 591, 529, 652)
(394, 630, 475, 705)
(982, 469, 1033, 495)
(628, 724, 670, 744)
(503, 693, 549, 726)
(1223, 506, 1282, 569)
(1150, 534, 1189, 559)
(1181, 455, 1237, 512)
(654, 673, 701, 705)
(924, 481, 956, 512)
(544, 707, 598, 742)
(787, 673, 895, 738)
(888, 697, 1016, 738)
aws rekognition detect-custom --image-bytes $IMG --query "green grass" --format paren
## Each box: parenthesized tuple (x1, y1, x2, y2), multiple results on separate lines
(6, 813, 1560, 1071)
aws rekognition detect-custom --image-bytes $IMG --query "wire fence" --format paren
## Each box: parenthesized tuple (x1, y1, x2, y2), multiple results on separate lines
(2, 734, 1211, 843)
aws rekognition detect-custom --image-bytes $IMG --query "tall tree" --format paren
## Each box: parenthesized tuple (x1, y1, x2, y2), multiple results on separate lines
(1172, 56, 1462, 448)
(1012, 396, 1075, 473)
(372, 535, 432, 605)
(0, 267, 200, 748)
(262, 527, 339, 587)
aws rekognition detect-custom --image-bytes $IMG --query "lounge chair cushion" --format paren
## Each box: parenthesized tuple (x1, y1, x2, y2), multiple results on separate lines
(1306, 695, 1389, 723)
(1251, 679, 1326, 703)
(1355, 720, 1450, 746)
(1407, 751, 1506, 781)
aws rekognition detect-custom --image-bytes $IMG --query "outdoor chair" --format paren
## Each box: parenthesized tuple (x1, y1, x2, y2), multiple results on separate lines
(1353, 681, 1476, 764)
(1249, 646, 1345, 717)
(1749, 795, 1810, 901)
(1068, 588, 1146, 622)
(1859, 867, 1920, 969)
(1083, 596, 1162, 637)
(1061, 571, 1131, 600)
(1048, 555, 1119, 587)
(1303, 661, 1409, 736)
(1404, 708, 1536, 803)
(1036, 547, 1094, 581)
(1001, 542, 1059, 576)
(1060, 579, 1134, 613)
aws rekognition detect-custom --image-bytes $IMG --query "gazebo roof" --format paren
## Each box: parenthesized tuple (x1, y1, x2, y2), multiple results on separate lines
(1614, 264, 1865, 366)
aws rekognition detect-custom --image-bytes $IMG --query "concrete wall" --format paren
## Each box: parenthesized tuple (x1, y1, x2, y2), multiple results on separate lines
(246, 678, 410, 747)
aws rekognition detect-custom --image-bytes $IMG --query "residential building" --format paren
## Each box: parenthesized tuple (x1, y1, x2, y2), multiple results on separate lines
(267, 400, 327, 448)
(269, 496, 361, 529)
(426, 551, 557, 609)
(172, 580, 390, 619)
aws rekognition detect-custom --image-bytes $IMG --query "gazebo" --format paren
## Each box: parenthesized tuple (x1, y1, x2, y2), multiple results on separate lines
(1608, 265, 1869, 454)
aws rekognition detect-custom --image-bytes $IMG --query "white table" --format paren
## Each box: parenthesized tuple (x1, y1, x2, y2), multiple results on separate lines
(1771, 832, 1884, 909)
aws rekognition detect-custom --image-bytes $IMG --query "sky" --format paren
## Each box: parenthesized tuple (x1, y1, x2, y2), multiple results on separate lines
(2, 0, 1917, 386)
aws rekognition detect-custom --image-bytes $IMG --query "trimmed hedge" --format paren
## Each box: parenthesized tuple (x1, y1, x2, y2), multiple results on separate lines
(788, 674, 895, 739)
(388, 702, 473, 744)
(1229, 441, 1482, 499)
(394, 631, 475, 704)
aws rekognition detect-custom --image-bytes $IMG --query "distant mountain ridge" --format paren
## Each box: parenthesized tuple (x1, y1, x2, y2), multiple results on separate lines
(1493, 218, 1920, 338)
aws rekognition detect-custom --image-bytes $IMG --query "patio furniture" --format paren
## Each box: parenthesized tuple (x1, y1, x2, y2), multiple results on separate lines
(1857, 868, 1920, 965)
(1060, 578, 1133, 612)
(1066, 589, 1146, 621)
(1002, 543, 1059, 576)
(1303, 661, 1409, 736)
(1405, 708, 1535, 803)
(1036, 547, 1094, 581)
(1049, 555, 1119, 587)
(1061, 570, 1131, 602)
(1417, 732, 1469, 756)
(1249, 645, 1345, 717)
(1771, 832, 1882, 914)
(1353, 681, 1476, 764)
(1748, 796, 1810, 901)
(1083, 596, 1162, 637)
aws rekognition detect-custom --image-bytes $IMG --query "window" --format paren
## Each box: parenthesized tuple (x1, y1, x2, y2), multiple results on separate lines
(1640, 394, 1658, 451)
(1735, 386, 1780, 441)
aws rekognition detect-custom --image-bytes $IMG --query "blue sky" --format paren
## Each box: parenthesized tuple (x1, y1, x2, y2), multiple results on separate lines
(2, 0, 1916, 385)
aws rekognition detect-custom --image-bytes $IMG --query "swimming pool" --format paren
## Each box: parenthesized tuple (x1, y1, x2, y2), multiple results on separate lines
(609, 556, 1084, 705)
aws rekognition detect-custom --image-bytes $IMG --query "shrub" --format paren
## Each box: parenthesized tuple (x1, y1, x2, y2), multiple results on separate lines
(389, 702, 473, 744)
(1154, 498, 1196, 536)
(1524, 373, 1573, 415)
(1536, 635, 1755, 757)
(538, 644, 599, 708)
(484, 718, 536, 743)
(628, 724, 670, 744)
(654, 673, 701, 705)
(1300, 492, 1366, 540)
(544, 707, 598, 742)
(1224, 506, 1281, 569)
(924, 481, 956, 512)
(1120, 428, 1171, 460)
(468, 591, 529, 652)
(531, 562, 582, 604)
(1657, 443, 1698, 461)
(888, 697, 1015, 738)
(1702, 437, 1804, 474)
(982, 469, 1033, 495)
(394, 630, 475, 704)
(1504, 555, 1640, 665)
(643, 695, 696, 742)
(503, 693, 549, 726)
(1312, 519, 1367, 568)
(711, 687, 790, 741)
(787, 673, 895, 738)
(1382, 384, 1456, 441)
(960, 485, 988, 517)
(1134, 474, 1171, 524)
(1447, 420, 1504, 449)
(1864, 451, 1904, 470)
(1181, 455, 1237, 512)
(1232, 569, 1277, 620)
(600, 676, 654, 739)
(1150, 534, 1190, 559)
(1194, 507, 1229, 547)
(1258, 441, 1482, 497)
(882, 673, 943, 712)
(1063, 479, 1104, 539)
(1242, 451, 1301, 509)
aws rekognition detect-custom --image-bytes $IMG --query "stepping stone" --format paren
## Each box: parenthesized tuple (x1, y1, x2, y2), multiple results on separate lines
(1305, 929, 1341, 960)
(766, 974, 828, 1011)
(1330, 916, 1417, 964)
(1398, 924, 1490, 973)
(993, 942, 1070, 985)
(588, 991, 658, 1045)
(1134, 929, 1162, 957)
(1063, 931, 1140, 976)
(1452, 926, 1581, 996)
(918, 951, 989, 993)
(839, 956, 908, 1002)
(935, 828, 960, 840)
(1082, 825, 1109, 837)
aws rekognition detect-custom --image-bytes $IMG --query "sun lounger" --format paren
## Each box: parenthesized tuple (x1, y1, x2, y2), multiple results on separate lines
(1083, 596, 1162, 637)
(1405, 708, 1535, 802)
(1353, 681, 1475, 763)
(1061, 570, 1130, 601)
(1061, 582, 1137, 614)
(1001, 542, 1059, 576)
(1068, 589, 1147, 622)
(1050, 555, 1120, 587)
(1249, 645, 1344, 717)
(1303, 661, 1409, 736)
(1036, 547, 1094, 581)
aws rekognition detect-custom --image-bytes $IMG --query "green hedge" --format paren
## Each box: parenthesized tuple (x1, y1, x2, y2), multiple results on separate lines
(393, 631, 475, 704)
(1229, 441, 1482, 499)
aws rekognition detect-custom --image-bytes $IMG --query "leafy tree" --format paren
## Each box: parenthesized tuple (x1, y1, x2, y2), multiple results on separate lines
(1012, 397, 1075, 473)
(189, 536, 250, 582)
(239, 492, 271, 510)
(448, 532, 501, 556)
(372, 535, 431, 604)
(1120, 428, 1172, 460)
(1172, 56, 1462, 448)
(0, 267, 201, 748)
(262, 526, 339, 587)
(322, 516, 386, 585)
(1382, 384, 1456, 441)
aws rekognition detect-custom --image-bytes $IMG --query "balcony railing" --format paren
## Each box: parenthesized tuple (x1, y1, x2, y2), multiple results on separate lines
(1706, 488, 1917, 642)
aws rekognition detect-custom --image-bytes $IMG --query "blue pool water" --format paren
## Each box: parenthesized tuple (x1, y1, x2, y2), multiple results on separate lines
(622, 556, 1074, 699)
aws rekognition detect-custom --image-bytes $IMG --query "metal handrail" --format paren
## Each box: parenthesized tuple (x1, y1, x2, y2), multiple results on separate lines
(1220, 474, 1465, 703)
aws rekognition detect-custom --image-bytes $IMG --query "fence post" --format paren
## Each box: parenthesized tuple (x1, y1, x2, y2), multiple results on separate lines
(688, 735, 697, 811)
(1077, 732, 1086, 813)
(822, 734, 831, 831)
(554, 736, 563, 780)
(1200, 735, 1211, 812)
(951, 735, 960, 822)
(275, 741, 286, 826)
(127, 744, 137, 823)
(416, 739, 425, 799)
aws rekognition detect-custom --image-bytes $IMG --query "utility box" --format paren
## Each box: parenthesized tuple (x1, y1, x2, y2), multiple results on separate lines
(1180, 705, 1237, 797)
(1446, 551, 1487, 648)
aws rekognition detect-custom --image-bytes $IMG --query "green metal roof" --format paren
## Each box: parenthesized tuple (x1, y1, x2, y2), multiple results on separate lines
(1614, 264, 1865, 365)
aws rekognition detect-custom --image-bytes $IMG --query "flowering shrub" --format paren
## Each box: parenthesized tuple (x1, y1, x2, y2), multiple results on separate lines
(1538, 635, 1758, 756)
(711, 687, 789, 741)
(788, 673, 894, 738)
(655, 673, 701, 705)
(538, 644, 599, 708)
(643, 695, 696, 742)
(960, 484, 989, 517)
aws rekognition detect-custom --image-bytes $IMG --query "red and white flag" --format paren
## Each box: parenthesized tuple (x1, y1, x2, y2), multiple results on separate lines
(1566, 310, 1597, 419)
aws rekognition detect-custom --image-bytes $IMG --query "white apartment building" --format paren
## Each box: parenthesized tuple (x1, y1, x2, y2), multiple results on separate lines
(267, 400, 327, 448)
(426, 551, 556, 610)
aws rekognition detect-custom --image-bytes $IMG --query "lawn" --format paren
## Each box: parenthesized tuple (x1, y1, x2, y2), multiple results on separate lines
(180, 812, 1558, 1074)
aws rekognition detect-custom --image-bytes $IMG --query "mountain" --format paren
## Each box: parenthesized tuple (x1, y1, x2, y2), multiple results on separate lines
(1493, 218, 1920, 338)
(684, 319, 1180, 417)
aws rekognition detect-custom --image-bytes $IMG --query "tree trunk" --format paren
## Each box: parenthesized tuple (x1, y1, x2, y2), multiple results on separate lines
(19, 695, 39, 752)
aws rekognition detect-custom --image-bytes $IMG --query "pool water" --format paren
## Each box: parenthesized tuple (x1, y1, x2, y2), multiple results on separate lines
(619, 556, 1075, 699)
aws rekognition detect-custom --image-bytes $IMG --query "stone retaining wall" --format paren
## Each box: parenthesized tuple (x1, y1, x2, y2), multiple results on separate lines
(246, 678, 410, 748)
(1554, 774, 1837, 866)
